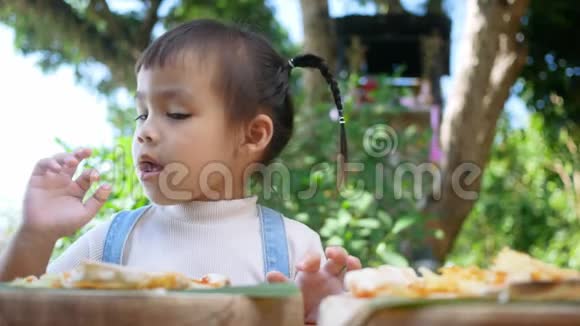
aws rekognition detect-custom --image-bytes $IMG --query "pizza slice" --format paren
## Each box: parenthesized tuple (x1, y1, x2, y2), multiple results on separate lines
(344, 248, 580, 300)
(60, 261, 192, 290)
(491, 248, 580, 300)
(189, 273, 231, 289)
(491, 248, 580, 283)
(344, 265, 420, 298)
(9, 260, 230, 290)
(9, 274, 62, 289)
(345, 264, 506, 299)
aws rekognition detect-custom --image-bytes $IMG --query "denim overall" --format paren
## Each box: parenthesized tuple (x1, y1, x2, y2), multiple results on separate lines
(101, 205, 291, 278)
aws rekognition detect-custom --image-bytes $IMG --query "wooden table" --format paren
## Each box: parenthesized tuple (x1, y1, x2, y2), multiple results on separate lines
(319, 295, 580, 326)
(0, 283, 303, 326)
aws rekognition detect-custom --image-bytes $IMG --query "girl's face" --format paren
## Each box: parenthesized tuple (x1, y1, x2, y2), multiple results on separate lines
(132, 58, 245, 204)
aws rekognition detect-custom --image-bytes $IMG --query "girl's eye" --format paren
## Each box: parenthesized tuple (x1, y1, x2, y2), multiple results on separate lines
(135, 114, 148, 121)
(167, 113, 192, 120)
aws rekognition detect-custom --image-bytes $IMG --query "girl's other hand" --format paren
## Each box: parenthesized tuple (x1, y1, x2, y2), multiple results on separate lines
(21, 148, 112, 240)
(267, 247, 362, 324)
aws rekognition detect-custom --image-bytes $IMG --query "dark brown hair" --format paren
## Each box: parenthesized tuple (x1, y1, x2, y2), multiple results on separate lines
(135, 19, 347, 180)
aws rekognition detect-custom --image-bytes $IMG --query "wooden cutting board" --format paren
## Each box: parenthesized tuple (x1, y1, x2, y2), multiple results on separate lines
(319, 295, 580, 326)
(0, 283, 303, 326)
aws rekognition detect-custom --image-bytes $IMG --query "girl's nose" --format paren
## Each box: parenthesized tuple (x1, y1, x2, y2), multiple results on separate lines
(137, 123, 159, 144)
(137, 134, 155, 144)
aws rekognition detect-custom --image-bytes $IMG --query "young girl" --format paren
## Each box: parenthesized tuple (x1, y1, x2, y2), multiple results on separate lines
(0, 19, 360, 322)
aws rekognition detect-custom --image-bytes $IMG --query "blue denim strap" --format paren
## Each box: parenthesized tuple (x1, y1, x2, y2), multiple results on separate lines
(258, 205, 290, 278)
(102, 205, 151, 264)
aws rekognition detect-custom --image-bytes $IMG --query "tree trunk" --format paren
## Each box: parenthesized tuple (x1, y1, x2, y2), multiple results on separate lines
(299, 0, 337, 105)
(423, 0, 530, 262)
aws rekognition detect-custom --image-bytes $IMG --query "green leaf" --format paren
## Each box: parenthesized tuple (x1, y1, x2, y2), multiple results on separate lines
(337, 209, 352, 227)
(357, 218, 380, 229)
(327, 236, 344, 247)
(377, 211, 393, 228)
(392, 216, 416, 234)
(376, 243, 409, 267)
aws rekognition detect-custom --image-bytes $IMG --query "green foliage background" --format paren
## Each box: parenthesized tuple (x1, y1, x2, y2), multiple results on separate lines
(53, 75, 580, 270)
(449, 115, 580, 269)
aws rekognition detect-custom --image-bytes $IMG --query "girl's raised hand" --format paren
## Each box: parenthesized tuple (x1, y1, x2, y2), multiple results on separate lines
(21, 148, 112, 240)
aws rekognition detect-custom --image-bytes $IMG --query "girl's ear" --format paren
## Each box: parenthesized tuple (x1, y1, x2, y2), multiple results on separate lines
(241, 113, 274, 160)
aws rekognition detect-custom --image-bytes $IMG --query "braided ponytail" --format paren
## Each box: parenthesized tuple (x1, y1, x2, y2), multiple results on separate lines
(287, 54, 348, 186)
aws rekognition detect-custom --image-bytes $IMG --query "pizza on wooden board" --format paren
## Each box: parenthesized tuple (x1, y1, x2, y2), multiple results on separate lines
(344, 248, 580, 300)
(9, 260, 230, 290)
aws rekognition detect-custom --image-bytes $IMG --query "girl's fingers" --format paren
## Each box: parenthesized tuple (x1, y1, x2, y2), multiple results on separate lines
(297, 252, 321, 273)
(32, 158, 62, 176)
(73, 148, 92, 160)
(266, 271, 290, 283)
(83, 184, 111, 217)
(32, 148, 93, 178)
(346, 255, 362, 271)
(74, 169, 100, 194)
(323, 246, 349, 275)
(52, 150, 81, 166)
(52, 148, 93, 177)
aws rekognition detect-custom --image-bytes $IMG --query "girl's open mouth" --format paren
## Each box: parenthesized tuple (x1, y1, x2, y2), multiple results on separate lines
(139, 161, 164, 180)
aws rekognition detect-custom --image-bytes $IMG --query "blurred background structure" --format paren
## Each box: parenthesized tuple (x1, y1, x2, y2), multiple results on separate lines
(0, 0, 578, 269)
